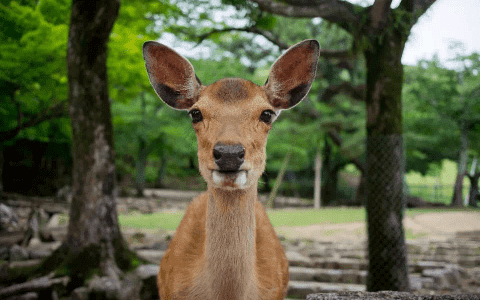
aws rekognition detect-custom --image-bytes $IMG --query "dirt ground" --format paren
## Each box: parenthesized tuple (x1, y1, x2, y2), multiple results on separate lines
(275, 211, 480, 243)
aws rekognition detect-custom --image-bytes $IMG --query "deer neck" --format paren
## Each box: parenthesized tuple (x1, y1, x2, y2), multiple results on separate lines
(204, 186, 257, 299)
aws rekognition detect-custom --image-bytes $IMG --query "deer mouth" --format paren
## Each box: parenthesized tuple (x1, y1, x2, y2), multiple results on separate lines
(212, 170, 248, 189)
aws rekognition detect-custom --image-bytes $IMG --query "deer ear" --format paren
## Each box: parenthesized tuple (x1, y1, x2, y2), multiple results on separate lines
(143, 41, 202, 110)
(264, 39, 319, 109)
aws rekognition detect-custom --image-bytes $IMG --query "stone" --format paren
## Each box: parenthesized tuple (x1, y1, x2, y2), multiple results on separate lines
(56, 185, 72, 203)
(28, 248, 52, 260)
(341, 270, 359, 284)
(288, 280, 365, 299)
(71, 287, 88, 300)
(151, 240, 170, 251)
(409, 274, 423, 291)
(0, 246, 9, 260)
(306, 291, 480, 300)
(136, 250, 164, 265)
(422, 268, 459, 290)
(27, 241, 60, 260)
(9, 259, 43, 269)
(5, 292, 39, 300)
(289, 267, 317, 281)
(314, 269, 343, 283)
(413, 261, 445, 273)
(136, 264, 159, 280)
(286, 251, 314, 267)
(0, 204, 19, 232)
(88, 275, 121, 300)
(9, 244, 29, 261)
(118, 272, 143, 300)
(136, 265, 159, 300)
(45, 214, 61, 229)
(28, 237, 42, 248)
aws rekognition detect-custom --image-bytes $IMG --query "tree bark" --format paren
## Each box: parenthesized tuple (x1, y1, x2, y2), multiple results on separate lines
(38, 0, 140, 286)
(364, 26, 409, 292)
(451, 129, 468, 206)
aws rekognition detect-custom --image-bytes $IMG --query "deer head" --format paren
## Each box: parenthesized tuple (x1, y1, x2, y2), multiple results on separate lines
(143, 40, 319, 190)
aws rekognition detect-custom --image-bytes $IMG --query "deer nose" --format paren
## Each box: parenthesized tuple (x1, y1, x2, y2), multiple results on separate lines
(213, 143, 245, 171)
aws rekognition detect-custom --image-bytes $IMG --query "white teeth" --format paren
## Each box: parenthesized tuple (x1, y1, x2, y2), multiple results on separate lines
(212, 170, 248, 189)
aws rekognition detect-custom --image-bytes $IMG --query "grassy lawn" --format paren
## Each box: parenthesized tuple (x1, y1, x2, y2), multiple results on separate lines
(118, 206, 477, 231)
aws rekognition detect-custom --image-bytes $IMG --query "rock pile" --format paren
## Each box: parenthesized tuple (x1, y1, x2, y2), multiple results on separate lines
(1, 193, 479, 300)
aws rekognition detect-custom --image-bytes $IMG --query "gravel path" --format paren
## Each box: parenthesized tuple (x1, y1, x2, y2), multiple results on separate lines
(276, 211, 480, 242)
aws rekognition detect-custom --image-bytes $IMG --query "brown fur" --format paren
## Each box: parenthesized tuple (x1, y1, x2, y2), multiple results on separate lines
(143, 39, 319, 300)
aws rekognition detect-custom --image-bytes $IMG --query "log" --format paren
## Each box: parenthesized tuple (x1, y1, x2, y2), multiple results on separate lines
(0, 274, 69, 299)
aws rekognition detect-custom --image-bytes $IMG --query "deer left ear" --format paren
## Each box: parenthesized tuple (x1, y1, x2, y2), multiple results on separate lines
(143, 41, 202, 110)
(264, 39, 320, 109)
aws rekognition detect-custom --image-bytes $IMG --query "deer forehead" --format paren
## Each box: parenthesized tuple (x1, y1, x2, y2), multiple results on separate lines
(195, 78, 273, 119)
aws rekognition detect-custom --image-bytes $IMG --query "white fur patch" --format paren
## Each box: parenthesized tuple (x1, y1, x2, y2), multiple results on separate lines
(212, 170, 248, 189)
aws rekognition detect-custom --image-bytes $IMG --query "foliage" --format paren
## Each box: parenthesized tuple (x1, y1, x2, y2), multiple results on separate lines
(403, 50, 480, 174)
(0, 0, 71, 143)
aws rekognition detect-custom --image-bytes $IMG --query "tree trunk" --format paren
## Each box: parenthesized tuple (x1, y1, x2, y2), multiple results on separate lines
(39, 0, 140, 286)
(451, 130, 468, 206)
(0, 148, 3, 193)
(136, 138, 147, 197)
(156, 153, 167, 188)
(364, 30, 409, 292)
(314, 149, 322, 209)
(266, 148, 291, 208)
(136, 92, 147, 197)
(354, 171, 366, 206)
(466, 173, 480, 208)
(260, 171, 271, 193)
(321, 139, 334, 206)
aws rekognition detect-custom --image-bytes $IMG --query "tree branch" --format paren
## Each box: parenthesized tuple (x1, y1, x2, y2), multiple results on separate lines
(321, 82, 366, 103)
(398, 0, 437, 29)
(0, 101, 68, 142)
(249, 0, 363, 32)
(327, 129, 365, 173)
(195, 25, 291, 50)
(320, 49, 356, 60)
(370, 0, 393, 30)
(195, 25, 358, 67)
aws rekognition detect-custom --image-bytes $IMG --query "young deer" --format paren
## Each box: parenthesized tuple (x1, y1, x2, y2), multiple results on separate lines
(143, 39, 319, 300)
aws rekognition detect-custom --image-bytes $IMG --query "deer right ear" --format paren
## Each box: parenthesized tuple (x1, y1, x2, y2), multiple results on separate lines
(264, 39, 319, 110)
(143, 41, 202, 110)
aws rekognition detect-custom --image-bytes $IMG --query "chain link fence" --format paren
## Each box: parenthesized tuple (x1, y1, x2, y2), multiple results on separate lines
(366, 134, 409, 291)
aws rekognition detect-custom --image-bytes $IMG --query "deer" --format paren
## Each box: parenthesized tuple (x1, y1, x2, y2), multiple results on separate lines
(142, 39, 319, 300)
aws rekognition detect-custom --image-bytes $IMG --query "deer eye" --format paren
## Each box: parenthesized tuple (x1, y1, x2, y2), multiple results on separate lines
(259, 110, 276, 124)
(188, 109, 203, 123)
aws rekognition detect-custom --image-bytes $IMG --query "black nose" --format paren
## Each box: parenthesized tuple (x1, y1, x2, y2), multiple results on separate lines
(213, 143, 245, 171)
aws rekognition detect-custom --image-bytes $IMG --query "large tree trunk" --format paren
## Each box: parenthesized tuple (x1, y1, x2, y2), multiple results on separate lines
(39, 0, 139, 286)
(364, 29, 409, 291)
(451, 129, 468, 206)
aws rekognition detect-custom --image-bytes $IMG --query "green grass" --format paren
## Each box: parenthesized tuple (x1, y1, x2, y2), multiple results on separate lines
(119, 211, 185, 231)
(118, 207, 478, 231)
(406, 159, 471, 205)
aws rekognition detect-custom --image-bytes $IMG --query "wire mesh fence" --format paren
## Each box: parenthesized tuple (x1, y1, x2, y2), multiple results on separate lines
(365, 134, 409, 291)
